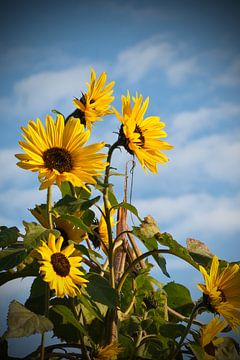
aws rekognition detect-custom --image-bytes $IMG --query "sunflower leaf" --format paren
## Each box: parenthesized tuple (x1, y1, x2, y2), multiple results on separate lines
(86, 273, 119, 308)
(163, 282, 194, 318)
(52, 305, 87, 336)
(155, 232, 199, 270)
(0, 226, 20, 248)
(132, 227, 170, 277)
(61, 214, 92, 233)
(23, 221, 60, 250)
(0, 249, 27, 271)
(6, 300, 53, 338)
(187, 342, 205, 360)
(113, 202, 142, 221)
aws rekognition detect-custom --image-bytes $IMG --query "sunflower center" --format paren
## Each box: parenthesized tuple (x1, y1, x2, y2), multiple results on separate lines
(218, 288, 226, 302)
(43, 147, 73, 173)
(134, 125, 145, 147)
(51, 252, 70, 276)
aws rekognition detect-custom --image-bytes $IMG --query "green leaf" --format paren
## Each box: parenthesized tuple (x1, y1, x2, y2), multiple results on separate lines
(159, 323, 186, 339)
(52, 304, 87, 336)
(25, 277, 46, 315)
(132, 227, 169, 277)
(23, 221, 60, 250)
(80, 196, 100, 211)
(0, 261, 39, 286)
(0, 226, 20, 248)
(188, 342, 205, 360)
(61, 214, 92, 233)
(81, 209, 95, 226)
(156, 232, 198, 270)
(74, 244, 102, 260)
(114, 202, 142, 221)
(6, 300, 53, 338)
(86, 273, 119, 308)
(164, 282, 194, 318)
(108, 190, 119, 207)
(0, 249, 27, 271)
(78, 293, 103, 321)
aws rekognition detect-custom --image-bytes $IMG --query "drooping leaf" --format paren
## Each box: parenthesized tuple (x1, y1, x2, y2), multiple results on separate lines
(132, 227, 169, 277)
(61, 214, 92, 233)
(0, 226, 20, 248)
(52, 304, 87, 336)
(0, 249, 27, 271)
(6, 300, 53, 338)
(156, 232, 198, 270)
(164, 282, 194, 318)
(23, 221, 60, 250)
(0, 261, 39, 286)
(25, 277, 46, 315)
(114, 202, 142, 221)
(159, 323, 186, 339)
(108, 190, 119, 207)
(86, 273, 119, 308)
(188, 342, 205, 360)
(78, 293, 104, 322)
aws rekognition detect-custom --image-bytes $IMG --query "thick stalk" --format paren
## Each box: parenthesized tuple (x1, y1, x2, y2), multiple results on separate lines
(102, 142, 119, 288)
(40, 186, 53, 360)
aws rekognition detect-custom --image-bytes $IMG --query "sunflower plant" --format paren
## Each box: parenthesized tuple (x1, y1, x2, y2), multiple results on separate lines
(0, 69, 239, 360)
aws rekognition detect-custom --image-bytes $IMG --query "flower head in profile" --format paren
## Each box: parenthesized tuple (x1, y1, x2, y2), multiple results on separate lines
(36, 233, 88, 297)
(197, 256, 240, 331)
(16, 115, 107, 190)
(113, 91, 173, 173)
(73, 68, 115, 129)
(199, 317, 227, 360)
(98, 203, 116, 252)
(93, 341, 123, 360)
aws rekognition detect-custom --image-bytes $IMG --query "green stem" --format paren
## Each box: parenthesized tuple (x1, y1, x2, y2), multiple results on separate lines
(117, 249, 170, 293)
(47, 185, 53, 230)
(169, 302, 203, 360)
(40, 186, 53, 360)
(102, 141, 120, 289)
(69, 182, 77, 199)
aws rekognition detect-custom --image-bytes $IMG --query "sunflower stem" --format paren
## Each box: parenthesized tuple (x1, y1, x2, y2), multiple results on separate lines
(103, 141, 120, 289)
(40, 186, 53, 360)
(47, 186, 53, 230)
(169, 301, 203, 360)
(102, 141, 120, 345)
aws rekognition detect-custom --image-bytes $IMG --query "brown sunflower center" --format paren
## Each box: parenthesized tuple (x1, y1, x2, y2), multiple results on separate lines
(218, 288, 226, 302)
(118, 124, 145, 155)
(51, 252, 70, 276)
(135, 125, 145, 147)
(43, 147, 72, 173)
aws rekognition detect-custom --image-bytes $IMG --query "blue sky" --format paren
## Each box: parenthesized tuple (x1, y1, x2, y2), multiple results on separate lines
(0, 0, 240, 355)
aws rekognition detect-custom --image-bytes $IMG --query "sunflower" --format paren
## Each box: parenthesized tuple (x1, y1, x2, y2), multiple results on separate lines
(37, 233, 88, 297)
(197, 256, 240, 331)
(113, 91, 173, 173)
(30, 204, 86, 247)
(93, 341, 123, 360)
(199, 317, 227, 360)
(16, 115, 107, 190)
(73, 68, 115, 129)
(98, 203, 116, 252)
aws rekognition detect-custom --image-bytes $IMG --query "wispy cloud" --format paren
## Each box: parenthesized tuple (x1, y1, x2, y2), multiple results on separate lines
(214, 55, 240, 87)
(135, 193, 240, 243)
(0, 62, 109, 120)
(170, 102, 240, 143)
(113, 37, 197, 85)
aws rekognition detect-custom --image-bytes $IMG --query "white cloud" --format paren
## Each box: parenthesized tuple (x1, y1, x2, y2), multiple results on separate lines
(215, 56, 240, 87)
(135, 193, 240, 243)
(113, 37, 197, 85)
(0, 62, 108, 119)
(171, 103, 240, 144)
